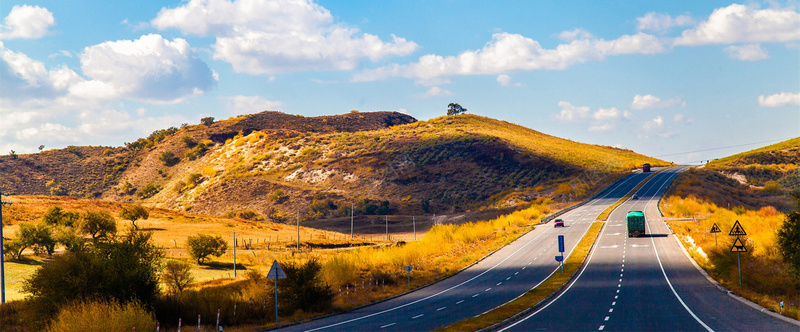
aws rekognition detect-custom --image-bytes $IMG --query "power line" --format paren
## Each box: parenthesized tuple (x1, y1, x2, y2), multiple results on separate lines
(654, 138, 795, 158)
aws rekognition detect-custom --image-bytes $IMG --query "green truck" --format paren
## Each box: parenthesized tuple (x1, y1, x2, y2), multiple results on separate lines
(626, 211, 646, 237)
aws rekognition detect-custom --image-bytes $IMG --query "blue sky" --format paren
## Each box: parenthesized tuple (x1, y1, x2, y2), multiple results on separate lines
(1, 0, 798, 164)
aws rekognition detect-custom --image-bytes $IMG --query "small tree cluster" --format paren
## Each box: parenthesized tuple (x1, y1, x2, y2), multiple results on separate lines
(200, 116, 215, 126)
(186, 234, 227, 264)
(447, 103, 468, 116)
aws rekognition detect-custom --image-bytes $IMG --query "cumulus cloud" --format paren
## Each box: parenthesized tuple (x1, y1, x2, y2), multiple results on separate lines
(636, 12, 693, 33)
(152, 0, 418, 74)
(226, 95, 284, 113)
(724, 44, 769, 61)
(80, 34, 217, 103)
(631, 94, 686, 110)
(758, 92, 800, 107)
(0, 5, 55, 39)
(353, 31, 667, 83)
(497, 74, 521, 86)
(555, 101, 590, 122)
(0, 42, 82, 101)
(675, 4, 800, 46)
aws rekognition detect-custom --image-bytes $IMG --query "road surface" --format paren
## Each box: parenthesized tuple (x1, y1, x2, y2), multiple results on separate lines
(275, 172, 652, 331)
(501, 167, 799, 331)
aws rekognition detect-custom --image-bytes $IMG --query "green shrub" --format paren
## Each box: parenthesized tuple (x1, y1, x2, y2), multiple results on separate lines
(137, 184, 160, 199)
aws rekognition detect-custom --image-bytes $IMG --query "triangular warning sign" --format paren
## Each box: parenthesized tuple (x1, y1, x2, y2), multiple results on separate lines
(267, 260, 287, 279)
(710, 223, 721, 233)
(729, 220, 746, 236)
(730, 237, 747, 252)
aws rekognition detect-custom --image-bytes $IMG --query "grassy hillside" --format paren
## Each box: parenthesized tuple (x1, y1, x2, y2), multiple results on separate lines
(0, 111, 665, 222)
(666, 137, 799, 212)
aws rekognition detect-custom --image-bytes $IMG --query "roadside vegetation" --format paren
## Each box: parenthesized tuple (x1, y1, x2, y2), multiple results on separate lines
(660, 195, 800, 320)
(1, 194, 553, 330)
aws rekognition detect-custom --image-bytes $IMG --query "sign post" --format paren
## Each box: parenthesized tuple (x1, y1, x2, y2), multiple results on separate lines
(404, 265, 413, 288)
(267, 260, 287, 323)
(710, 223, 721, 246)
(557, 235, 565, 274)
(729, 220, 747, 286)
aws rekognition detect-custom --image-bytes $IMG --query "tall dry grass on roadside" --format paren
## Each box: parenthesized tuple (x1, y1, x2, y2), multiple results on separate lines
(661, 196, 799, 319)
(46, 299, 156, 332)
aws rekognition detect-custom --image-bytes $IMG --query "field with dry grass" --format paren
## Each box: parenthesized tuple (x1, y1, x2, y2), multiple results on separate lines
(660, 196, 799, 320)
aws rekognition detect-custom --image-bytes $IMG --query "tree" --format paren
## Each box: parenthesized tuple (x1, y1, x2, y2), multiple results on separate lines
(38, 145, 45, 152)
(5, 222, 57, 259)
(24, 230, 163, 318)
(186, 234, 227, 264)
(161, 260, 194, 295)
(80, 211, 117, 242)
(777, 196, 800, 276)
(120, 205, 149, 229)
(200, 116, 215, 126)
(42, 206, 80, 227)
(447, 103, 468, 116)
(9, 149, 18, 159)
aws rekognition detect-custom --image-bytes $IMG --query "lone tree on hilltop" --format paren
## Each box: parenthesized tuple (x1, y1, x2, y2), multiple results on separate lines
(120, 205, 149, 229)
(187, 234, 227, 264)
(447, 103, 468, 116)
(200, 116, 215, 126)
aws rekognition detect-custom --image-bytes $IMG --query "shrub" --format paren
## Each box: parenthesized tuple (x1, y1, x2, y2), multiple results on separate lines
(778, 198, 800, 276)
(181, 135, 197, 147)
(270, 189, 289, 204)
(278, 258, 335, 315)
(24, 230, 163, 319)
(137, 184, 160, 199)
(187, 234, 227, 264)
(200, 116, 215, 126)
(42, 206, 80, 227)
(46, 299, 156, 332)
(159, 151, 179, 166)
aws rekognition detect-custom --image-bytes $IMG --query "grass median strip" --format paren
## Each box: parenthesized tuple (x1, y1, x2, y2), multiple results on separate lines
(596, 171, 658, 221)
(438, 222, 604, 332)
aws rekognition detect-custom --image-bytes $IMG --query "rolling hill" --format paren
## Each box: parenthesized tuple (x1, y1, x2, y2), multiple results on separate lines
(666, 137, 800, 212)
(0, 110, 666, 222)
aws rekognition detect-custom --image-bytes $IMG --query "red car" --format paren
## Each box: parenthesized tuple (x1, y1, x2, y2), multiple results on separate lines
(554, 219, 565, 227)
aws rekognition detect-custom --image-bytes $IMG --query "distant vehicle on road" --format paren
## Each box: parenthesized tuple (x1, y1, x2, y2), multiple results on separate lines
(642, 163, 651, 172)
(554, 219, 564, 227)
(626, 211, 645, 237)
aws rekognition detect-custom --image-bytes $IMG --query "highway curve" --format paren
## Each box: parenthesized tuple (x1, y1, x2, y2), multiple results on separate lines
(500, 167, 800, 331)
(273, 172, 652, 331)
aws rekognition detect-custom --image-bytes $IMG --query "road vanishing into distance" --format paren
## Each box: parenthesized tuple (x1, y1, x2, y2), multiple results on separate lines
(501, 166, 799, 331)
(275, 171, 653, 331)
(275, 167, 799, 331)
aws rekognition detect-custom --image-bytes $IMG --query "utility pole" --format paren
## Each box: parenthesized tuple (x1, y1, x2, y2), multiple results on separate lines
(350, 203, 354, 240)
(296, 211, 300, 251)
(0, 190, 10, 304)
(232, 230, 237, 278)
(413, 216, 416, 241)
(385, 216, 389, 241)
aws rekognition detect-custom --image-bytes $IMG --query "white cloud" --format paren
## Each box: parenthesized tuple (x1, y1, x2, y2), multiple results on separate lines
(497, 74, 521, 86)
(80, 34, 217, 103)
(353, 32, 667, 83)
(557, 28, 593, 41)
(675, 4, 800, 46)
(226, 95, 284, 113)
(724, 44, 769, 61)
(636, 12, 694, 33)
(631, 94, 686, 110)
(758, 91, 800, 107)
(0, 42, 82, 101)
(417, 86, 452, 98)
(555, 101, 590, 122)
(588, 123, 614, 132)
(152, 0, 418, 74)
(0, 5, 55, 39)
(593, 107, 623, 121)
(642, 116, 665, 132)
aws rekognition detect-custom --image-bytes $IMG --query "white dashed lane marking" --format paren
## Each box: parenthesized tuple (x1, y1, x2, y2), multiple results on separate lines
(381, 323, 396, 328)
(412, 314, 424, 319)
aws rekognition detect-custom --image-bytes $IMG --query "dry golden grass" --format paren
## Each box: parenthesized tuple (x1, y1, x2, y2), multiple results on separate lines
(441, 222, 604, 331)
(661, 196, 799, 320)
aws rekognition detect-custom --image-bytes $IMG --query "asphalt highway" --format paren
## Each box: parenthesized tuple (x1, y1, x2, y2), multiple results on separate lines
(501, 167, 800, 331)
(275, 171, 652, 331)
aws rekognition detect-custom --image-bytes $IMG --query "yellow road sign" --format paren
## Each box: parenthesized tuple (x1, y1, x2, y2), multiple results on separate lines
(710, 223, 721, 233)
(729, 220, 746, 236)
(730, 237, 747, 252)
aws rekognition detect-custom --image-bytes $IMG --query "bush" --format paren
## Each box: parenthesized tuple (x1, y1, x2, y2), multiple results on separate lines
(137, 184, 160, 199)
(187, 234, 227, 264)
(24, 230, 163, 319)
(159, 151, 179, 166)
(778, 198, 800, 276)
(42, 206, 80, 227)
(200, 116, 215, 126)
(80, 210, 117, 242)
(278, 258, 335, 315)
(46, 299, 156, 332)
